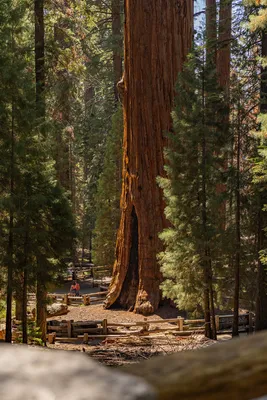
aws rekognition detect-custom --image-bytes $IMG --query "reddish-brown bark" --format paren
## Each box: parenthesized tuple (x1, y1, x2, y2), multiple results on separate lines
(217, 0, 232, 92)
(105, 0, 193, 315)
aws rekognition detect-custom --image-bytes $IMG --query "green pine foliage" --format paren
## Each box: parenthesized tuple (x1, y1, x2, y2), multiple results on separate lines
(0, 0, 76, 332)
(93, 107, 123, 266)
(158, 49, 229, 311)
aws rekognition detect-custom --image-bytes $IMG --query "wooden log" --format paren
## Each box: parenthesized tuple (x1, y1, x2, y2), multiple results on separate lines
(102, 319, 108, 335)
(47, 325, 68, 332)
(138, 318, 179, 325)
(178, 318, 184, 331)
(76, 334, 129, 339)
(63, 294, 68, 305)
(215, 315, 220, 331)
(125, 330, 267, 400)
(67, 320, 72, 338)
(72, 321, 102, 326)
(83, 295, 90, 306)
(54, 337, 82, 343)
(72, 328, 103, 334)
(48, 333, 56, 344)
(107, 321, 148, 328)
(107, 322, 139, 328)
(217, 313, 249, 319)
(83, 333, 89, 344)
(68, 296, 83, 300)
(184, 319, 205, 325)
(139, 329, 203, 336)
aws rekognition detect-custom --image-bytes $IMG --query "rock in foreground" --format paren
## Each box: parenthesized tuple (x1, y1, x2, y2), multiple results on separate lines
(0, 345, 155, 400)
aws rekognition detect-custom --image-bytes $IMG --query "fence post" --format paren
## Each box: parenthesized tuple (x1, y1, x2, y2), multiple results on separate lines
(248, 312, 253, 334)
(48, 333, 56, 344)
(64, 294, 68, 305)
(102, 319, 108, 335)
(178, 317, 184, 332)
(143, 317, 149, 332)
(215, 315, 220, 332)
(83, 333, 89, 344)
(67, 320, 73, 338)
(83, 295, 90, 306)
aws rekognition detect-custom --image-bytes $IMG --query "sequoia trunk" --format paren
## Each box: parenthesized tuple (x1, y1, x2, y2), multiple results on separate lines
(217, 0, 232, 91)
(105, 0, 193, 315)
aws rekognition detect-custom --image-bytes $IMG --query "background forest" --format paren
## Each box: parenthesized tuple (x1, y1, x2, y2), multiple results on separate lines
(1, 0, 267, 344)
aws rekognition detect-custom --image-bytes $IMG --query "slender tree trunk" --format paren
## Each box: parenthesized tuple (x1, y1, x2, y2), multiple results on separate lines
(209, 278, 217, 340)
(202, 128, 213, 339)
(201, 49, 216, 340)
(22, 268, 28, 344)
(15, 294, 23, 321)
(215, 1, 232, 231)
(255, 31, 267, 330)
(36, 275, 47, 343)
(22, 218, 29, 344)
(255, 204, 267, 330)
(232, 102, 241, 337)
(112, 0, 123, 103)
(206, 0, 217, 64)
(83, 82, 95, 263)
(6, 214, 14, 343)
(35, 0, 47, 343)
(105, 0, 193, 315)
(89, 231, 92, 264)
(35, 0, 45, 121)
(5, 100, 15, 343)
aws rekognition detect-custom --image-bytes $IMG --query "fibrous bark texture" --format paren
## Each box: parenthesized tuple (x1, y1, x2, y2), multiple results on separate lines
(105, 0, 193, 315)
(217, 0, 232, 92)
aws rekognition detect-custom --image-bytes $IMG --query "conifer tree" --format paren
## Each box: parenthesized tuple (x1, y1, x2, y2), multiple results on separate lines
(247, 0, 267, 330)
(158, 48, 228, 339)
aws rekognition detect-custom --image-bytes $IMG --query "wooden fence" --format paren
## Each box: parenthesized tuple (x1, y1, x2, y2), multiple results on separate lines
(47, 290, 108, 306)
(47, 313, 253, 344)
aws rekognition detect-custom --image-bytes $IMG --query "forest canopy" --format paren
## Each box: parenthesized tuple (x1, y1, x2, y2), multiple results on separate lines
(1, 0, 267, 344)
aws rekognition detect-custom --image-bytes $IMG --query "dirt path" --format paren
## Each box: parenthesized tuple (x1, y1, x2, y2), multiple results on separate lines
(47, 304, 230, 366)
(47, 303, 181, 323)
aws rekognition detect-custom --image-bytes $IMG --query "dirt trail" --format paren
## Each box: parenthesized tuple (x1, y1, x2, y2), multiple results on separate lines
(47, 304, 230, 365)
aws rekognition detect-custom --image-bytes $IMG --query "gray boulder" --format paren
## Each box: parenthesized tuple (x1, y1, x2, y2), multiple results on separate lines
(47, 303, 68, 317)
(0, 345, 156, 400)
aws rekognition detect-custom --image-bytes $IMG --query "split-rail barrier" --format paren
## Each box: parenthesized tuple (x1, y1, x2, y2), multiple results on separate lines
(47, 312, 254, 344)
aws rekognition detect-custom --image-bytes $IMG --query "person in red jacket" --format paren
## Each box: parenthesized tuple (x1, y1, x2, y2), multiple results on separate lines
(75, 281, 80, 296)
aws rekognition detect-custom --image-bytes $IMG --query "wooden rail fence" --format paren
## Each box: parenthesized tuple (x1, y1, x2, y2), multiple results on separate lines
(47, 313, 254, 344)
(47, 290, 108, 306)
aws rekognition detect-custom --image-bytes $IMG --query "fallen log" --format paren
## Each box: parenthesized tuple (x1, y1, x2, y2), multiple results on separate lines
(72, 321, 102, 326)
(125, 331, 267, 400)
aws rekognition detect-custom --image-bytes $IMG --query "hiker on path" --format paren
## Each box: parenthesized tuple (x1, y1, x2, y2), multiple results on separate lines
(70, 281, 80, 296)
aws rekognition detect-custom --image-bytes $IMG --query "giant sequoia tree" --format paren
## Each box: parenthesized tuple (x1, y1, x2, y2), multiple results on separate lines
(105, 0, 193, 315)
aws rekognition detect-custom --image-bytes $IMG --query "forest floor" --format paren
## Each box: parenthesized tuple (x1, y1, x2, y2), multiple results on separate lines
(46, 304, 231, 366)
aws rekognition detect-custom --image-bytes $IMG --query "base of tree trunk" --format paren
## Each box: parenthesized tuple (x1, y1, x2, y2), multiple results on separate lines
(106, 291, 158, 316)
